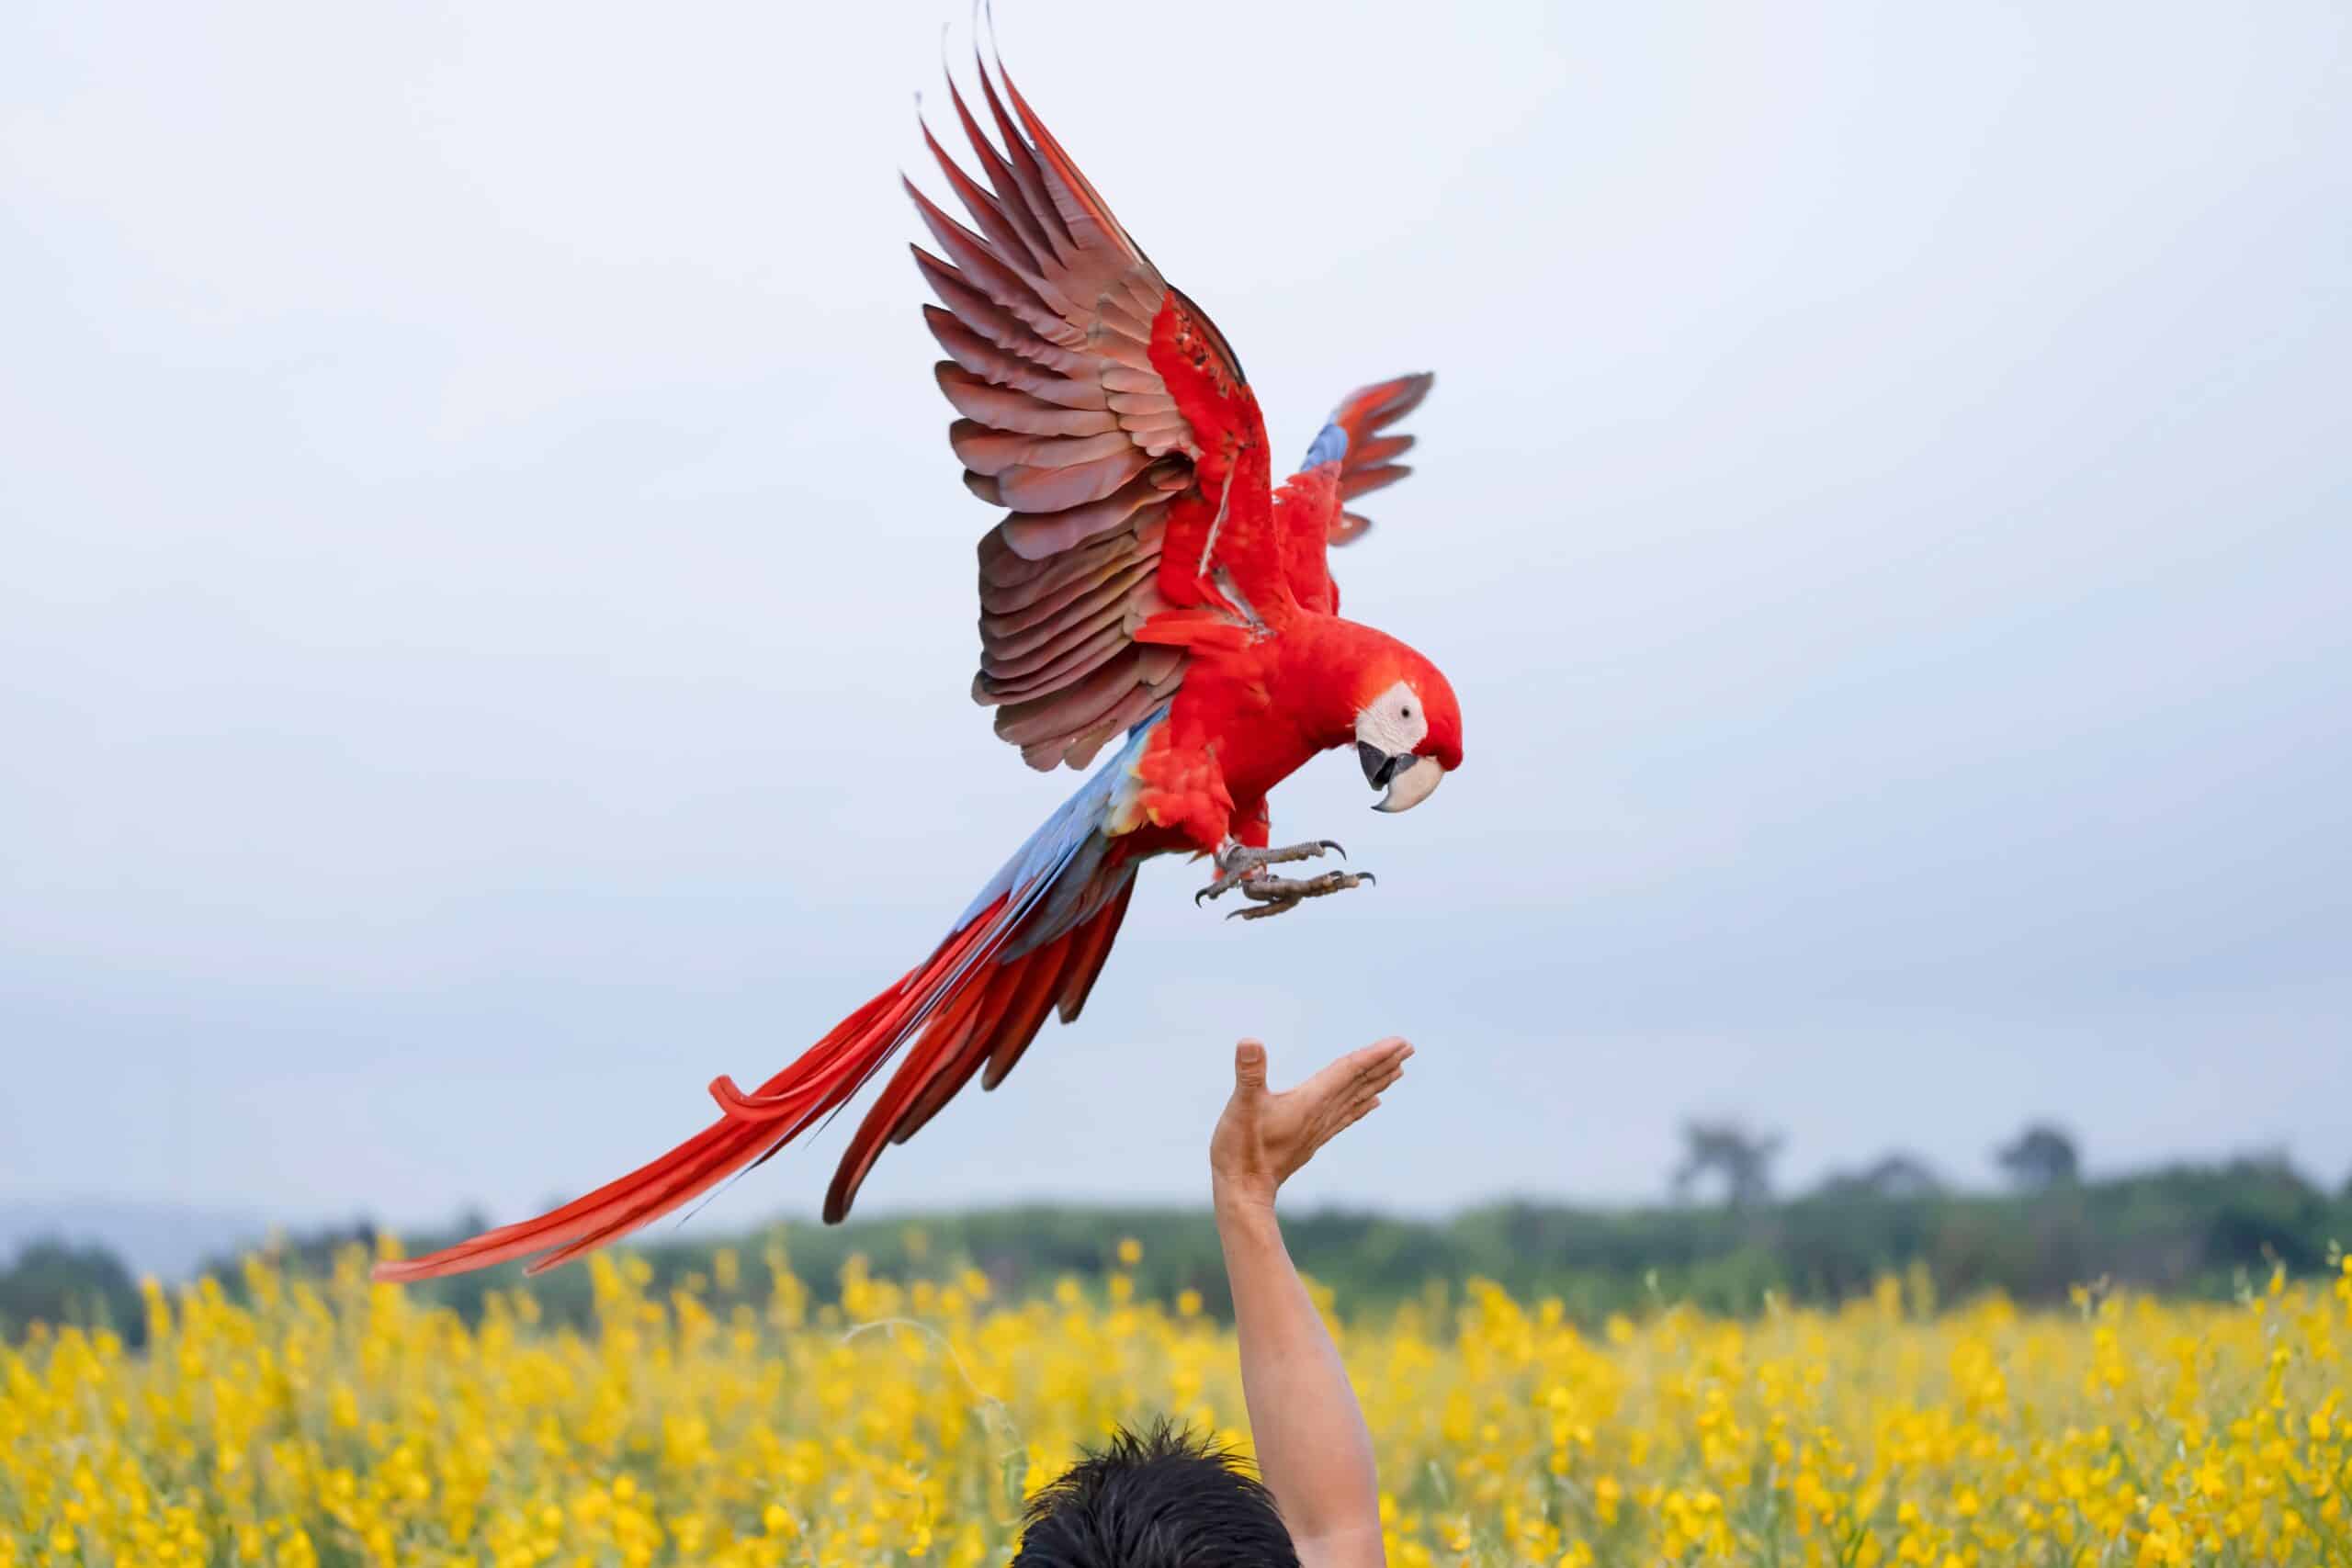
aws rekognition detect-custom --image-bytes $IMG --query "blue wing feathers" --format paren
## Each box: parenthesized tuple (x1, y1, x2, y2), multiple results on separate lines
(950, 708, 1165, 936)
(1299, 420, 1349, 471)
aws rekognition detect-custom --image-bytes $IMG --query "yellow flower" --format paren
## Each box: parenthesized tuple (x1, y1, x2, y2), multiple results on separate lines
(6, 1245, 2348, 1565)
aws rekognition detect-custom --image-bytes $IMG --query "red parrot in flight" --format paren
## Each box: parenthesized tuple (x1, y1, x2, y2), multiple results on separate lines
(376, 39, 1464, 1282)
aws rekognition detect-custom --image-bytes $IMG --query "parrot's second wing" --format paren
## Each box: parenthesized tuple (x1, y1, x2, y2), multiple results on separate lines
(1274, 372, 1436, 615)
(1316, 371, 1434, 549)
(911, 50, 1266, 772)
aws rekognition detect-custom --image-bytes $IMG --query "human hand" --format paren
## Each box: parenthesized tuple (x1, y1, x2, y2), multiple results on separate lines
(1209, 1037, 1412, 1214)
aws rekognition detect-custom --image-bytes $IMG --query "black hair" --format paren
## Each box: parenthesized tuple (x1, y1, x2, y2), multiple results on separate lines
(1011, 1419, 1301, 1568)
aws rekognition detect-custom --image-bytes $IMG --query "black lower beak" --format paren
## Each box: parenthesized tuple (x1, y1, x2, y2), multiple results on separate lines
(1357, 741, 1402, 790)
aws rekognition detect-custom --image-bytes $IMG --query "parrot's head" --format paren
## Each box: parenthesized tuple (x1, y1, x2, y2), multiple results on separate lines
(1351, 650, 1463, 814)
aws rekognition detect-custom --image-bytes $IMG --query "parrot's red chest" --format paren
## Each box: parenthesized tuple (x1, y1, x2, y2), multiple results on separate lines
(1181, 658, 1322, 815)
(1121, 615, 1387, 855)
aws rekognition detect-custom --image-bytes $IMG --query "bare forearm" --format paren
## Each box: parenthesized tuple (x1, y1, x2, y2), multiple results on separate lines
(1204, 1036, 1407, 1565)
(1216, 1190, 1383, 1565)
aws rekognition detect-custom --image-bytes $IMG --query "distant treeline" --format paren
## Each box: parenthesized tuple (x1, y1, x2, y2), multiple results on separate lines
(6, 1156, 2346, 1348)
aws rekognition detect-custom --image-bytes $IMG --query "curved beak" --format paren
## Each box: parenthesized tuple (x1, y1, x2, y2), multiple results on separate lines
(1366, 750, 1444, 814)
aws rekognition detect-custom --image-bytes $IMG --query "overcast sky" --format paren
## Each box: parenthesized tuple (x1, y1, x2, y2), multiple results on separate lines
(5, 0, 2347, 1239)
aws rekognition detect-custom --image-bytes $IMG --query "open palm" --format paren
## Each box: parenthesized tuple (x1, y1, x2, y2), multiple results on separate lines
(1210, 1037, 1413, 1210)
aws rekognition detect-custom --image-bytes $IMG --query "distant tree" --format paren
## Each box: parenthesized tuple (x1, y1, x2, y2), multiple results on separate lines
(0, 1238, 142, 1343)
(1996, 1123, 2081, 1190)
(1816, 1152, 1944, 1201)
(1671, 1122, 1783, 1209)
(2221, 1148, 2299, 1184)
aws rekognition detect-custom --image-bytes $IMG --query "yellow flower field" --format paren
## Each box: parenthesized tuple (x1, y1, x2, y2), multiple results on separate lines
(4, 1241, 2348, 1567)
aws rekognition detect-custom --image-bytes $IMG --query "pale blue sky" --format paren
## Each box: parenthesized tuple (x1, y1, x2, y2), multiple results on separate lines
(4, 0, 2347, 1237)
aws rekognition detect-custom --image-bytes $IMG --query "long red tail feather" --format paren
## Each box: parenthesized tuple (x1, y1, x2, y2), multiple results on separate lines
(825, 877, 1133, 1221)
(373, 897, 1008, 1282)
(371, 874, 1139, 1282)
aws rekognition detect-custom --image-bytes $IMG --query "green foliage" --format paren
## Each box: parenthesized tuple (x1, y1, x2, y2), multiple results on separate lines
(8, 1159, 2347, 1346)
(365, 1158, 2352, 1332)
(0, 1237, 142, 1346)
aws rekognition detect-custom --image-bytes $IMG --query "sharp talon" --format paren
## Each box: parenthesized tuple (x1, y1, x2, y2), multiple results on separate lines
(1202, 837, 1374, 921)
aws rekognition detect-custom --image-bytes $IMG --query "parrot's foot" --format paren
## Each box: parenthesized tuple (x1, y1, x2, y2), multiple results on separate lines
(1194, 839, 1374, 920)
(1194, 839, 1345, 905)
(1226, 867, 1376, 920)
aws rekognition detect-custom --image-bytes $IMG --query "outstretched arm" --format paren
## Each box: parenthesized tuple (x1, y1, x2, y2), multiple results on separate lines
(1210, 1037, 1413, 1568)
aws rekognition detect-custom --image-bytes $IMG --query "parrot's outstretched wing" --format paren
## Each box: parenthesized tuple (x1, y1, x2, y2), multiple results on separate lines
(912, 50, 1268, 772)
(1275, 372, 1436, 615)
(1315, 372, 1434, 549)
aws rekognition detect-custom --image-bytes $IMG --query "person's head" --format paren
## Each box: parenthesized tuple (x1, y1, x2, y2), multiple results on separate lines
(1011, 1420, 1300, 1568)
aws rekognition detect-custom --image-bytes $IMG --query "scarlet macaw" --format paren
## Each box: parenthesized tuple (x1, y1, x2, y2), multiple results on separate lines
(376, 41, 1464, 1281)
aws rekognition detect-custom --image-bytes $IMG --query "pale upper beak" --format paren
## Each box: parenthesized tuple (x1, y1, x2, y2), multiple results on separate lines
(1357, 741, 1444, 813)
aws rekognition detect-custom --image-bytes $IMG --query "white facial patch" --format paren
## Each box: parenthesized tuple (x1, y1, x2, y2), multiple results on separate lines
(1354, 679, 1430, 757)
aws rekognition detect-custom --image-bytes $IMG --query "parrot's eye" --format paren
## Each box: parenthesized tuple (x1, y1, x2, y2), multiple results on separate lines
(1357, 678, 1430, 761)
